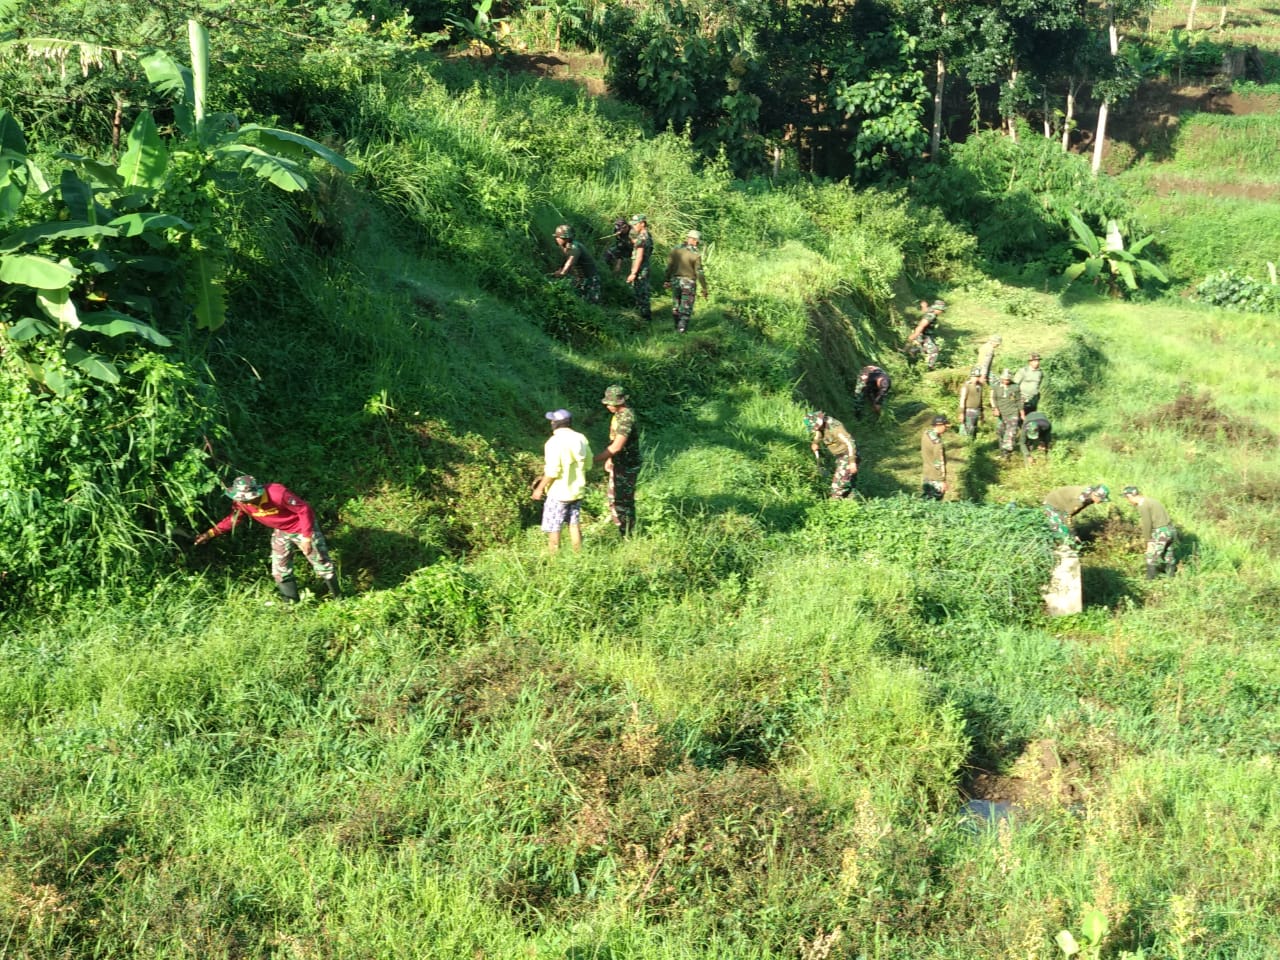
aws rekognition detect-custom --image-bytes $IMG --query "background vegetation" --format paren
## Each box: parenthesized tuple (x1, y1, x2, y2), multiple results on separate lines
(2, 1, 1279, 958)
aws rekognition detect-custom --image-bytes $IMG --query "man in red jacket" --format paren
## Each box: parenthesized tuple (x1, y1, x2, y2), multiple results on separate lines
(194, 475, 340, 602)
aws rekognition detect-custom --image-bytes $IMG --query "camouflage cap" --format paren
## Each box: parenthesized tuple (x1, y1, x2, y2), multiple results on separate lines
(226, 475, 265, 502)
(1026, 423, 1040, 439)
(1090, 484, 1111, 502)
(629, 213, 647, 225)
(553, 223, 574, 240)
(970, 367, 982, 377)
(686, 229, 701, 241)
(1122, 485, 1140, 497)
(803, 410, 826, 431)
(1000, 368, 1013, 380)
(1029, 352, 1041, 360)
(930, 299, 947, 311)
(932, 414, 951, 426)
(601, 385, 628, 405)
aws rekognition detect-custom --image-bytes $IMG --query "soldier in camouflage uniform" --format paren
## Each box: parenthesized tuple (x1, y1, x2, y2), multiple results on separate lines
(1123, 486, 1178, 579)
(663, 229, 709, 333)
(1014, 353, 1044, 415)
(958, 367, 984, 439)
(805, 410, 859, 499)
(625, 214, 654, 323)
(552, 224, 601, 303)
(594, 384, 641, 536)
(601, 217, 633, 274)
(908, 299, 945, 370)
(194, 475, 341, 603)
(990, 368, 1022, 461)
(976, 335, 1001, 384)
(920, 414, 951, 500)
(853, 365, 892, 417)
(1018, 410, 1052, 464)
(1042, 484, 1109, 543)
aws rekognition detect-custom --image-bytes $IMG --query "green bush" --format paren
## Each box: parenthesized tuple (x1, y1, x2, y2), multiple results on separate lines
(801, 496, 1058, 623)
(1195, 269, 1280, 313)
(916, 130, 1132, 266)
(0, 351, 218, 605)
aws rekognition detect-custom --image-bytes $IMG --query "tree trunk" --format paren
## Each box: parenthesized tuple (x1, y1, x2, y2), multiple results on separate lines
(1092, 6, 1118, 176)
(1043, 88, 1052, 138)
(1219, 3, 1228, 29)
(931, 11, 946, 159)
(1007, 67, 1018, 141)
(1092, 101, 1109, 174)
(1187, 0, 1198, 30)
(1063, 79, 1075, 152)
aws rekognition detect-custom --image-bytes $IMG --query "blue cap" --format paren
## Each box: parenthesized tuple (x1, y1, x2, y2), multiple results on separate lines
(545, 409, 572, 422)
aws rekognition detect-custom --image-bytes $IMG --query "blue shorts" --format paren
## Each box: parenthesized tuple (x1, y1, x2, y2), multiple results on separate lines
(541, 497, 582, 533)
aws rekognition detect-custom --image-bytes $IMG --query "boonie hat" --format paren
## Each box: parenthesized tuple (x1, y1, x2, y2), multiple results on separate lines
(1000, 368, 1012, 379)
(686, 229, 701, 241)
(601, 385, 628, 405)
(226, 475, 265, 502)
(545, 409, 573, 422)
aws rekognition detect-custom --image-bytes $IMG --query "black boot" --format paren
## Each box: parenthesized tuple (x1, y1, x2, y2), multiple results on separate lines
(277, 578, 300, 603)
(323, 576, 342, 599)
(1145, 562, 1158, 581)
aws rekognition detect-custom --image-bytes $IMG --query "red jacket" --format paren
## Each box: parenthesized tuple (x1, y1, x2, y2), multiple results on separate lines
(213, 483, 318, 536)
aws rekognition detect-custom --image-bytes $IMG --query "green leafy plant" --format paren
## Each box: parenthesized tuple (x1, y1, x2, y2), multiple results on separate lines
(446, 0, 509, 57)
(1195, 268, 1280, 313)
(1064, 210, 1168, 296)
(1, 22, 355, 395)
(1056, 905, 1108, 960)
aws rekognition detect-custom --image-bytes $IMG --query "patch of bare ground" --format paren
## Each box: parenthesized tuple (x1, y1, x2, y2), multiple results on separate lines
(966, 738, 1088, 807)
(1149, 175, 1280, 199)
(503, 50, 609, 95)
(1126, 387, 1276, 447)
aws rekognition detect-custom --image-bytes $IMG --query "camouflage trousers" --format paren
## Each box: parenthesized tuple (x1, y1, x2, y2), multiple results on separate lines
(1043, 505, 1072, 542)
(1145, 525, 1177, 565)
(630, 274, 651, 320)
(829, 454, 858, 499)
(573, 273, 601, 304)
(921, 335, 939, 369)
(962, 408, 981, 439)
(921, 480, 945, 501)
(670, 277, 696, 332)
(997, 417, 1019, 454)
(607, 463, 640, 536)
(271, 526, 335, 584)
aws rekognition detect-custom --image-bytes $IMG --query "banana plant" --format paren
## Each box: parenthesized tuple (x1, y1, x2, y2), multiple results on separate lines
(1063, 210, 1168, 297)
(1, 21, 355, 394)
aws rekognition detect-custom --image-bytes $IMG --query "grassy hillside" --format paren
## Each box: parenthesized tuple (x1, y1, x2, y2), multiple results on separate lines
(3, 39, 1280, 960)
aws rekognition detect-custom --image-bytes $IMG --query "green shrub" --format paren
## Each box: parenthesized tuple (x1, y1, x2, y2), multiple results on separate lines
(1195, 269, 1280, 313)
(0, 351, 218, 605)
(916, 131, 1132, 266)
(801, 496, 1058, 623)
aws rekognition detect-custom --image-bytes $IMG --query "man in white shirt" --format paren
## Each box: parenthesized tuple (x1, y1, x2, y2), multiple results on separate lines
(531, 408, 593, 553)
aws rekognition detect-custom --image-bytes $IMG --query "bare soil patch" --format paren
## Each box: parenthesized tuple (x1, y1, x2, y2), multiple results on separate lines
(1127, 388, 1276, 447)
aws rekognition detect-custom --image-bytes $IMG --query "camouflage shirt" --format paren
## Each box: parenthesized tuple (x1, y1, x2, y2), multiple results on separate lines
(608, 405, 641, 470)
(630, 229, 654, 279)
(814, 416, 856, 459)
